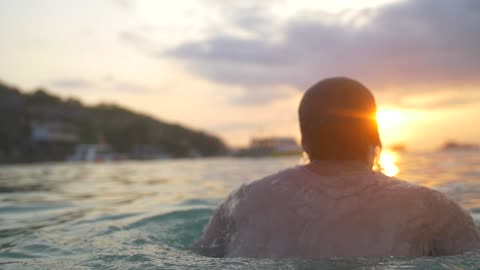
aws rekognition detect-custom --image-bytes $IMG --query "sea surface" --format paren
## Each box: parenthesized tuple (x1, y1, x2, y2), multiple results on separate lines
(1, 151, 480, 269)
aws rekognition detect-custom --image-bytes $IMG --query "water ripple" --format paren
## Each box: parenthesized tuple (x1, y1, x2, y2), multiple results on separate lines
(0, 155, 480, 269)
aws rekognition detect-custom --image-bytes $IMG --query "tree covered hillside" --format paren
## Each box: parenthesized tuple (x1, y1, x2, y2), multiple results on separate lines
(0, 81, 227, 163)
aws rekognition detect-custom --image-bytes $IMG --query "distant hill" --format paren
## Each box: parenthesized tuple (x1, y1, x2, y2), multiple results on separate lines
(0, 81, 228, 163)
(440, 141, 479, 151)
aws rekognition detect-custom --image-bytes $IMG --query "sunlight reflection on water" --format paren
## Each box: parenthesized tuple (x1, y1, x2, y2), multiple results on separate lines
(379, 149, 400, 177)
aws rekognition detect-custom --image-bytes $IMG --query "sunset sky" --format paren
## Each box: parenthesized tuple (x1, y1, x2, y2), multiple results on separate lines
(1, 0, 479, 150)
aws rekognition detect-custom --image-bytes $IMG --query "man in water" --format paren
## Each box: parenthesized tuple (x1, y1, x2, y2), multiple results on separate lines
(194, 77, 480, 258)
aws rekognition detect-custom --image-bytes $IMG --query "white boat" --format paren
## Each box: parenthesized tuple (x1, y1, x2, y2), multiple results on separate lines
(67, 144, 115, 162)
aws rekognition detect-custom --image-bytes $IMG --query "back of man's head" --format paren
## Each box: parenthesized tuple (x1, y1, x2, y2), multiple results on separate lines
(299, 77, 381, 163)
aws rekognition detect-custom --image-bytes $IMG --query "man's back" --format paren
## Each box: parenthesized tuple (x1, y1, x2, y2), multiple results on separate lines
(195, 163, 480, 258)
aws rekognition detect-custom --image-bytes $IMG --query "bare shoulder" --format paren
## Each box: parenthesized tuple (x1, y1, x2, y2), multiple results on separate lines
(370, 174, 471, 220)
(388, 176, 480, 255)
(372, 174, 448, 200)
(222, 167, 302, 213)
(232, 166, 301, 195)
(376, 174, 428, 192)
(417, 184, 473, 226)
(389, 176, 462, 210)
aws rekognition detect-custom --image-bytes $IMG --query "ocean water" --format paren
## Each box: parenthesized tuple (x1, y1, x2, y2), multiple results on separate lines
(1, 151, 480, 270)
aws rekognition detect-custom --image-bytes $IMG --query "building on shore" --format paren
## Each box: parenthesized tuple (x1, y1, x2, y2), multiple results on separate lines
(67, 134, 129, 162)
(31, 122, 78, 142)
(67, 144, 124, 162)
(30, 121, 78, 162)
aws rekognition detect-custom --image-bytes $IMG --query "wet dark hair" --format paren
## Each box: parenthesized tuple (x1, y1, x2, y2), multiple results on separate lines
(299, 77, 381, 162)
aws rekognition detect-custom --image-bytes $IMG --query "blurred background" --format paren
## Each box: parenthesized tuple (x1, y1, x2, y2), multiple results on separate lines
(1, 0, 479, 164)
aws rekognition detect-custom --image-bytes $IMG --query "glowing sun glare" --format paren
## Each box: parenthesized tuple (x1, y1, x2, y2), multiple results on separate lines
(376, 109, 404, 129)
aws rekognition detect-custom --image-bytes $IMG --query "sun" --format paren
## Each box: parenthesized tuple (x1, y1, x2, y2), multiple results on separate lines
(376, 108, 404, 130)
(375, 107, 413, 146)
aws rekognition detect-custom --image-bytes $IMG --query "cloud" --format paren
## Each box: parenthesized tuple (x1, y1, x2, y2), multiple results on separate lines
(48, 79, 93, 89)
(101, 76, 149, 93)
(114, 82, 149, 93)
(48, 77, 147, 94)
(229, 86, 295, 106)
(399, 91, 480, 109)
(165, 0, 480, 97)
(113, 0, 132, 9)
(119, 30, 157, 52)
(207, 0, 281, 34)
(209, 122, 265, 133)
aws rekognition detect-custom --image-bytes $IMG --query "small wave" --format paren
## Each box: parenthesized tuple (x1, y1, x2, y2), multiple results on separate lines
(75, 212, 141, 225)
(176, 198, 220, 207)
(0, 209, 86, 238)
(126, 208, 212, 229)
(0, 184, 50, 193)
(125, 208, 213, 249)
(0, 202, 73, 214)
